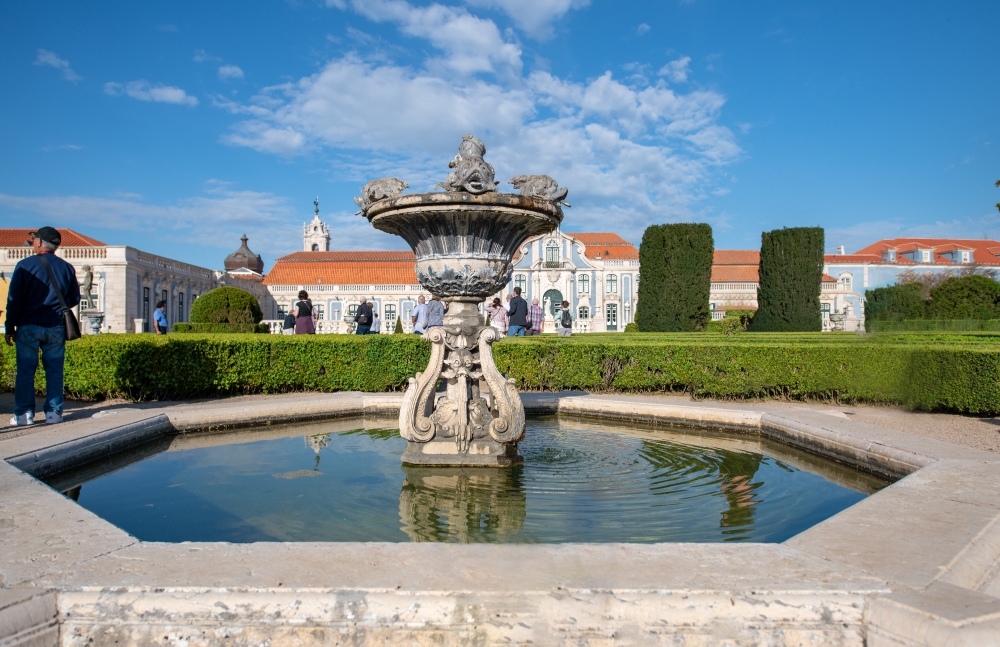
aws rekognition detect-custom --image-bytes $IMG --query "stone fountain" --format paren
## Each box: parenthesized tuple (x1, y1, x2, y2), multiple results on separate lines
(356, 135, 567, 466)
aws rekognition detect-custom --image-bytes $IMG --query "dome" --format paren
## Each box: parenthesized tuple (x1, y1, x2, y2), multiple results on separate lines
(224, 234, 264, 273)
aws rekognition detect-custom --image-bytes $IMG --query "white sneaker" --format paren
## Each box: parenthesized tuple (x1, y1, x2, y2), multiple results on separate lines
(9, 412, 35, 426)
(45, 412, 64, 424)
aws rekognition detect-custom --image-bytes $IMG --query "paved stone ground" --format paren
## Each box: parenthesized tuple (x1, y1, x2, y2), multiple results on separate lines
(3, 390, 1000, 453)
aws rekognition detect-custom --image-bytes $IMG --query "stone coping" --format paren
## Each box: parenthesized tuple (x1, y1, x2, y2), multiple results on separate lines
(2, 391, 999, 646)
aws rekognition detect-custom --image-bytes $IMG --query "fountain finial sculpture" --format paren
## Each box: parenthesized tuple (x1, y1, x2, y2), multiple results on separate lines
(357, 135, 566, 466)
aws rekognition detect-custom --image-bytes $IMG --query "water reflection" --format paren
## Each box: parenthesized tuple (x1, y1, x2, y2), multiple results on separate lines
(399, 465, 526, 542)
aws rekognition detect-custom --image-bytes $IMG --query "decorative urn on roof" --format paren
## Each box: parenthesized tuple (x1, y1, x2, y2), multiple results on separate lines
(224, 234, 264, 274)
(356, 134, 568, 467)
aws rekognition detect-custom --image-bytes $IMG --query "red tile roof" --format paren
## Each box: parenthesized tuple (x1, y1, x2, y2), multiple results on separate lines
(824, 254, 881, 263)
(0, 228, 106, 247)
(713, 250, 759, 265)
(276, 250, 416, 262)
(711, 249, 759, 283)
(572, 232, 639, 260)
(853, 238, 1000, 263)
(264, 260, 419, 286)
(822, 274, 837, 282)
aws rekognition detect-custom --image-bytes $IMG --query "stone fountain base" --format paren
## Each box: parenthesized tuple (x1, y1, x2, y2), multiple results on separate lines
(398, 300, 525, 467)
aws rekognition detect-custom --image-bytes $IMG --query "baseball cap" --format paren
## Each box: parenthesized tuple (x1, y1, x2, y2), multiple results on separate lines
(29, 226, 62, 246)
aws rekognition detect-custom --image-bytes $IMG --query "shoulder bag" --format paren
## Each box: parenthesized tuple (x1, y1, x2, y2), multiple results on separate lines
(37, 254, 82, 341)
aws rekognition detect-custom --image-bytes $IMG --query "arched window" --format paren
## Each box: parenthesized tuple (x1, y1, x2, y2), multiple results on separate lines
(578, 306, 590, 319)
(311, 243, 319, 251)
(607, 274, 618, 293)
(514, 274, 526, 291)
(579, 274, 590, 294)
(545, 241, 560, 267)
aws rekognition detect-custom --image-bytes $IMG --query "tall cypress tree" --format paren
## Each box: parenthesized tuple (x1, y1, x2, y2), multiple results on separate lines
(636, 223, 714, 331)
(750, 227, 824, 332)
(636, 225, 666, 331)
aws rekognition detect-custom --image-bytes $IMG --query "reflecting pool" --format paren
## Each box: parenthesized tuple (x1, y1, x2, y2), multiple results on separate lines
(46, 417, 888, 543)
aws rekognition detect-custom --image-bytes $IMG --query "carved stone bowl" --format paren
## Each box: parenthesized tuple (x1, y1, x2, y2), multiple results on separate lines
(366, 192, 563, 299)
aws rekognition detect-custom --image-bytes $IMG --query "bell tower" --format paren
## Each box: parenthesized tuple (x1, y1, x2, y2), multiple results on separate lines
(303, 197, 331, 252)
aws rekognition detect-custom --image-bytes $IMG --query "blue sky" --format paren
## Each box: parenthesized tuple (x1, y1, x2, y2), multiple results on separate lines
(1, 0, 998, 271)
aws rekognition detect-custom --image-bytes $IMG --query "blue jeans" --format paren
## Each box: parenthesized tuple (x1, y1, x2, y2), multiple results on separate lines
(356, 325, 371, 335)
(14, 324, 66, 416)
(507, 325, 525, 337)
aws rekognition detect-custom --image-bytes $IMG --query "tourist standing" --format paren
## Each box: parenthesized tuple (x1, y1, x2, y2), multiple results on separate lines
(487, 298, 508, 335)
(558, 301, 573, 337)
(281, 310, 295, 335)
(4, 226, 81, 426)
(293, 290, 316, 334)
(355, 297, 374, 334)
(426, 295, 445, 329)
(153, 300, 169, 335)
(506, 287, 528, 336)
(411, 296, 428, 334)
(527, 298, 543, 336)
(370, 312, 382, 334)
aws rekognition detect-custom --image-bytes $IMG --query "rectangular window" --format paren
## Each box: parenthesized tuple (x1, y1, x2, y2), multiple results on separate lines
(922, 250, 930, 262)
(178, 293, 184, 322)
(605, 303, 618, 330)
(277, 304, 288, 318)
(314, 304, 324, 320)
(347, 304, 358, 319)
(385, 304, 397, 322)
(578, 306, 589, 319)
(142, 287, 150, 333)
(514, 274, 526, 291)
(579, 274, 589, 294)
(607, 274, 618, 293)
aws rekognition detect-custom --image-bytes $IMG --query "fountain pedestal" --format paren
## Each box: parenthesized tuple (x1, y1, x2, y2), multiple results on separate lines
(357, 135, 566, 466)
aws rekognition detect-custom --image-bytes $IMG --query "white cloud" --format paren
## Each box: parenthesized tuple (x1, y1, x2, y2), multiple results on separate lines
(658, 56, 691, 83)
(40, 144, 83, 152)
(34, 49, 82, 83)
(345, 0, 522, 77)
(104, 80, 198, 106)
(218, 64, 244, 80)
(193, 49, 221, 63)
(636, 23, 650, 36)
(463, 0, 590, 39)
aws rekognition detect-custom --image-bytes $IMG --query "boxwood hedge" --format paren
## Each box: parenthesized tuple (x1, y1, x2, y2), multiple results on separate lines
(2, 332, 998, 414)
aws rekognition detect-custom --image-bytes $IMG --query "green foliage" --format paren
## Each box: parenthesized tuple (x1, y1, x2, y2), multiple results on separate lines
(751, 227, 824, 332)
(864, 283, 927, 330)
(623, 322, 639, 333)
(0, 334, 430, 400)
(173, 323, 269, 334)
(705, 309, 754, 335)
(635, 223, 714, 331)
(189, 287, 263, 325)
(867, 319, 1000, 333)
(4, 331, 1000, 414)
(393, 317, 404, 334)
(927, 275, 1000, 320)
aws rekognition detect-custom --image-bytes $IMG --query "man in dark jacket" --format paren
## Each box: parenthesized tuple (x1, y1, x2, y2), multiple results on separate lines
(4, 227, 81, 426)
(354, 297, 374, 335)
(506, 287, 528, 336)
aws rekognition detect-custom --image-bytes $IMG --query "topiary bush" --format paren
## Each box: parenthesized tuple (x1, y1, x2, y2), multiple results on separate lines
(173, 323, 269, 334)
(394, 317, 404, 334)
(189, 286, 263, 325)
(623, 322, 639, 333)
(927, 275, 1000, 320)
(636, 223, 714, 331)
(751, 227, 823, 332)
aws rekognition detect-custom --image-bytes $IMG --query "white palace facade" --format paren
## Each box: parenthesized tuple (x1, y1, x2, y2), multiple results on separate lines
(260, 213, 640, 333)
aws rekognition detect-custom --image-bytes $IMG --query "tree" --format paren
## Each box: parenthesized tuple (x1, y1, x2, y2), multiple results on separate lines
(927, 275, 1000, 320)
(393, 317, 404, 334)
(635, 223, 714, 331)
(189, 286, 263, 324)
(750, 227, 824, 332)
(863, 283, 926, 330)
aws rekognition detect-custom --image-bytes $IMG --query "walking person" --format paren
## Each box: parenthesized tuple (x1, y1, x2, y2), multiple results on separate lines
(426, 295, 445, 329)
(153, 300, 168, 335)
(370, 312, 382, 334)
(4, 226, 81, 426)
(558, 301, 573, 337)
(487, 298, 508, 336)
(411, 296, 429, 334)
(293, 290, 316, 334)
(506, 287, 528, 336)
(355, 297, 374, 334)
(527, 298, 543, 336)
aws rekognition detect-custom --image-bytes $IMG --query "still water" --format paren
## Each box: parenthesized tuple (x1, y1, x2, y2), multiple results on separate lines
(48, 417, 888, 544)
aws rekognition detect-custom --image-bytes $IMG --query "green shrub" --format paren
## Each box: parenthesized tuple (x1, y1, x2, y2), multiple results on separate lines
(3, 332, 999, 414)
(867, 319, 1000, 332)
(864, 283, 926, 330)
(394, 317, 404, 334)
(927, 275, 1000, 320)
(751, 227, 823, 332)
(173, 323, 269, 334)
(636, 223, 714, 331)
(189, 286, 263, 325)
(624, 322, 639, 333)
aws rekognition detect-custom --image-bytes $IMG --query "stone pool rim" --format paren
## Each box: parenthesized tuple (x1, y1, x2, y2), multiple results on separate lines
(2, 391, 1000, 645)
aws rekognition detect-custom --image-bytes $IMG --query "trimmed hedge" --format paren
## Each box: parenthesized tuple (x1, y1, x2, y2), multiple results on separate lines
(635, 223, 714, 331)
(3, 333, 999, 414)
(173, 323, 269, 334)
(189, 286, 263, 324)
(752, 227, 823, 332)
